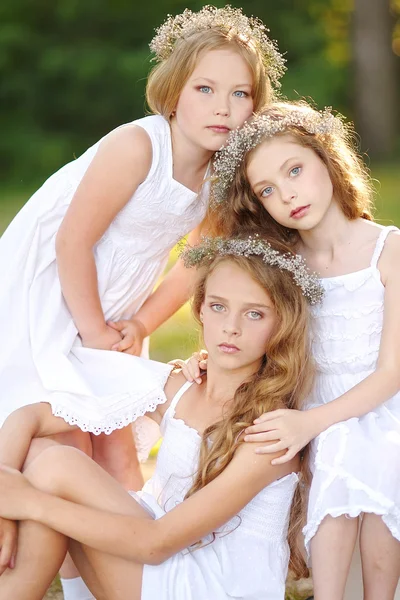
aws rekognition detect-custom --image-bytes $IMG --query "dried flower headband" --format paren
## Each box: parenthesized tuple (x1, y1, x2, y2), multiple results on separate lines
(149, 5, 286, 88)
(181, 235, 324, 305)
(211, 106, 346, 206)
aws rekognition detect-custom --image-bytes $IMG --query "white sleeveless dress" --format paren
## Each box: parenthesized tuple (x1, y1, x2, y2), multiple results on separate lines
(303, 226, 400, 554)
(131, 381, 299, 600)
(0, 116, 207, 447)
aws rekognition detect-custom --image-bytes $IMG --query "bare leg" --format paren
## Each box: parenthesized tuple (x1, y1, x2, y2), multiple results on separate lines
(360, 513, 400, 600)
(0, 445, 148, 599)
(23, 428, 94, 585)
(311, 515, 359, 600)
(91, 427, 144, 490)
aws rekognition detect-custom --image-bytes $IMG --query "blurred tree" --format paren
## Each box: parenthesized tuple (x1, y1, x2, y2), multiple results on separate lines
(352, 0, 398, 158)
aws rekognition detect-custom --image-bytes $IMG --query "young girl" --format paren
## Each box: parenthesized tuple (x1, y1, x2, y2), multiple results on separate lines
(0, 237, 319, 600)
(0, 4, 285, 491)
(207, 101, 400, 600)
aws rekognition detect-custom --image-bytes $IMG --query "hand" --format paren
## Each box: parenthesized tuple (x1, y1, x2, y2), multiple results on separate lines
(168, 350, 208, 384)
(81, 324, 123, 351)
(107, 318, 146, 355)
(0, 518, 17, 574)
(244, 409, 317, 465)
(0, 465, 34, 522)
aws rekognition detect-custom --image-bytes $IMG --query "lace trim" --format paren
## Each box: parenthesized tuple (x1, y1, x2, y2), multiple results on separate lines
(322, 267, 376, 292)
(313, 321, 382, 342)
(314, 346, 378, 366)
(314, 303, 383, 320)
(50, 389, 169, 436)
(303, 421, 400, 553)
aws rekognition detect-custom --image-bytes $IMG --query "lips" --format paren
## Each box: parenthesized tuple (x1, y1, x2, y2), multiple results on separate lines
(290, 205, 310, 219)
(207, 125, 230, 134)
(218, 343, 240, 354)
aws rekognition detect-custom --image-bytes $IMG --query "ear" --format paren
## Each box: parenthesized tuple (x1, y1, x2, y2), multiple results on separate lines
(199, 302, 205, 322)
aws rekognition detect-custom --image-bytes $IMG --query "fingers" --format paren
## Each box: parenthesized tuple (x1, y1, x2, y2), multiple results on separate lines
(254, 440, 288, 454)
(253, 409, 285, 424)
(271, 449, 297, 466)
(244, 421, 279, 435)
(107, 320, 124, 331)
(244, 431, 279, 443)
(0, 537, 14, 574)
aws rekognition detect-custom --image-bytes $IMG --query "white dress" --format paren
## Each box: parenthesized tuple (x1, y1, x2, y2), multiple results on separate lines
(0, 115, 207, 450)
(303, 225, 400, 554)
(131, 381, 299, 600)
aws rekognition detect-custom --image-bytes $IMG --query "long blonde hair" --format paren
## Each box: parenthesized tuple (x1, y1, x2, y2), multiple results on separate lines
(146, 28, 273, 119)
(209, 101, 374, 243)
(187, 249, 314, 578)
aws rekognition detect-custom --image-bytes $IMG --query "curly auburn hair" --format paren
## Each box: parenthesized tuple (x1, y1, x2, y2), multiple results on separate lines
(208, 101, 374, 244)
(186, 249, 314, 578)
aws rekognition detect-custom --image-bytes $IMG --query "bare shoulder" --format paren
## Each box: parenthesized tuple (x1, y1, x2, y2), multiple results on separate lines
(232, 439, 300, 489)
(98, 124, 152, 171)
(378, 228, 400, 284)
(154, 371, 188, 420)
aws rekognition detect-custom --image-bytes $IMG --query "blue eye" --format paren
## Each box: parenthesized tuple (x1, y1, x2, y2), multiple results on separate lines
(233, 90, 248, 98)
(290, 166, 301, 177)
(211, 303, 225, 312)
(198, 86, 212, 94)
(261, 186, 274, 198)
(247, 310, 262, 320)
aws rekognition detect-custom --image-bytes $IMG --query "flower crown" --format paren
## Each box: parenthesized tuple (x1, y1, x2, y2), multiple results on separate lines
(181, 235, 324, 305)
(211, 105, 346, 206)
(149, 5, 286, 88)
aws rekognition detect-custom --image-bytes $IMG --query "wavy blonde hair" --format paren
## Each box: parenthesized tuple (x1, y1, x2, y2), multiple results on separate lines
(208, 101, 374, 243)
(146, 28, 274, 119)
(186, 249, 314, 578)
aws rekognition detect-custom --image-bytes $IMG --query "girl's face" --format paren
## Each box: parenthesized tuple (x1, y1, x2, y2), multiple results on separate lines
(246, 134, 334, 231)
(174, 48, 254, 153)
(200, 261, 277, 374)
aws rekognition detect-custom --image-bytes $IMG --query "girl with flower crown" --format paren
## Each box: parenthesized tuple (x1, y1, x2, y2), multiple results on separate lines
(0, 7, 286, 596)
(0, 238, 318, 600)
(201, 101, 400, 599)
(0, 3, 284, 579)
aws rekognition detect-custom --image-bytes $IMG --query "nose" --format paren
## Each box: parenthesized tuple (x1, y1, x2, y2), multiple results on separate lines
(213, 94, 230, 117)
(223, 315, 241, 337)
(281, 185, 297, 204)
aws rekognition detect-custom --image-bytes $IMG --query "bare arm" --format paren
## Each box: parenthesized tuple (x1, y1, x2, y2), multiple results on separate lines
(131, 225, 203, 337)
(3, 440, 296, 565)
(308, 231, 400, 433)
(56, 125, 152, 347)
(245, 232, 400, 462)
(0, 404, 75, 471)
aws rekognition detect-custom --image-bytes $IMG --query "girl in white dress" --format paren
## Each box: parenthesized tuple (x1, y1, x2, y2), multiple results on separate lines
(0, 5, 285, 492)
(207, 101, 400, 599)
(0, 237, 320, 600)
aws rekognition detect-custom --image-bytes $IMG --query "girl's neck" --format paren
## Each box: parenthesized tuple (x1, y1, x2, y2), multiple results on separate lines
(202, 360, 258, 407)
(169, 119, 213, 192)
(297, 200, 356, 256)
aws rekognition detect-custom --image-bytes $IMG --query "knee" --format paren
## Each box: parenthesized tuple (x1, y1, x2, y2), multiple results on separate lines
(24, 445, 89, 494)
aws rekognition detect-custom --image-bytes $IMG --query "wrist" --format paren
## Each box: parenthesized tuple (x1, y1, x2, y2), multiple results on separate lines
(131, 316, 148, 338)
(78, 320, 108, 340)
(308, 406, 332, 437)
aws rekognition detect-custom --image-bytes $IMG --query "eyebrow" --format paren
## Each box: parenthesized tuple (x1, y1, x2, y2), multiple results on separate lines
(252, 157, 301, 191)
(192, 77, 252, 88)
(207, 294, 272, 310)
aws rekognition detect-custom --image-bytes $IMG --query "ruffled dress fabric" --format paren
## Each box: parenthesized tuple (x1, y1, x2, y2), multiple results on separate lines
(0, 115, 207, 456)
(303, 226, 400, 554)
(130, 381, 299, 600)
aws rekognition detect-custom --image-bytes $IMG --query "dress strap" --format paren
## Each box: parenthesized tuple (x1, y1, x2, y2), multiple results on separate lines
(168, 380, 194, 416)
(370, 226, 399, 269)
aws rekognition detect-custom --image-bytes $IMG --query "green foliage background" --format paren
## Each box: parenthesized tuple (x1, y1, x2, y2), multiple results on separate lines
(2, 0, 398, 188)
